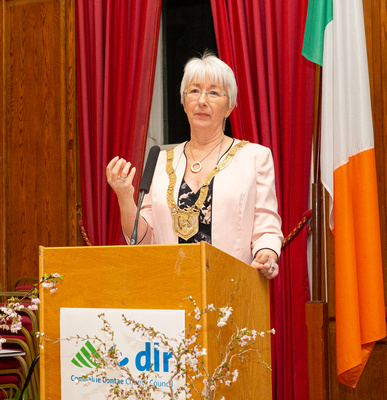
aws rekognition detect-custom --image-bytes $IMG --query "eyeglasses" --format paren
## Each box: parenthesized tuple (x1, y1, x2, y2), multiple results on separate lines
(184, 89, 229, 101)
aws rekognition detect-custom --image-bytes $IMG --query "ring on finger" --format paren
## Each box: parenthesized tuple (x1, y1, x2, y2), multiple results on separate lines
(118, 176, 126, 181)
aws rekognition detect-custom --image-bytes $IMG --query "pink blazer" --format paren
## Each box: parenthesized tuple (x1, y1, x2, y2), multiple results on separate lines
(140, 139, 283, 265)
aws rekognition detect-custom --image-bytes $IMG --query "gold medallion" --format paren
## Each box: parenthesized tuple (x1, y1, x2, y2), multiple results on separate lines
(171, 207, 200, 240)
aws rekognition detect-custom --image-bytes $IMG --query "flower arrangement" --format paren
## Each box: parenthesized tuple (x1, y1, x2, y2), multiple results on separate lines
(0, 273, 63, 400)
(50, 281, 275, 400)
(0, 273, 63, 349)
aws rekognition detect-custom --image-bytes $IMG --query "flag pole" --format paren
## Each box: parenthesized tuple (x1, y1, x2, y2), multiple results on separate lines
(312, 65, 323, 302)
(306, 64, 329, 400)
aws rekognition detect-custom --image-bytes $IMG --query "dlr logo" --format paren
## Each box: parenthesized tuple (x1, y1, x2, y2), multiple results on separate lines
(135, 342, 173, 372)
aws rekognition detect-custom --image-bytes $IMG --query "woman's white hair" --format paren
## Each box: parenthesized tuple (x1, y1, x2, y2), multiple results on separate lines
(180, 51, 237, 110)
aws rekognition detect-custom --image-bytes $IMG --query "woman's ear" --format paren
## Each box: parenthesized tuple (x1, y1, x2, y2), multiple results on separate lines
(225, 106, 234, 118)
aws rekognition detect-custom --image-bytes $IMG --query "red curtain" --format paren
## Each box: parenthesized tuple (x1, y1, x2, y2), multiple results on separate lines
(210, 1, 315, 399)
(76, 0, 162, 245)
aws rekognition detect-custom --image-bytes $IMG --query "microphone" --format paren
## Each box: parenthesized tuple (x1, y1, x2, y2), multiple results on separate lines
(130, 145, 160, 245)
(138, 145, 161, 193)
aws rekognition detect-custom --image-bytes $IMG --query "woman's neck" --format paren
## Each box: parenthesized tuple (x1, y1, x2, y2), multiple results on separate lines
(189, 128, 224, 149)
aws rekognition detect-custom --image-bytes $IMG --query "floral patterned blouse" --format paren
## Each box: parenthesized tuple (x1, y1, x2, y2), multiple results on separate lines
(177, 178, 214, 244)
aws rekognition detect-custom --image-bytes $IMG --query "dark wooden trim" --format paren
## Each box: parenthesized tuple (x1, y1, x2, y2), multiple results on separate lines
(306, 301, 329, 400)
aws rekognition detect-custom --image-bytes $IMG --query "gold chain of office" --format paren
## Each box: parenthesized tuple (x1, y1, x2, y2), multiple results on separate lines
(166, 140, 248, 240)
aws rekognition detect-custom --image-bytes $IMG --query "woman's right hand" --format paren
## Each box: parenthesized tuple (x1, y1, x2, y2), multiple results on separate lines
(106, 156, 137, 202)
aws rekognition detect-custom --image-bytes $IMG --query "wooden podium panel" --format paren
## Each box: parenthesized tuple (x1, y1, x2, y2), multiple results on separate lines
(39, 243, 272, 399)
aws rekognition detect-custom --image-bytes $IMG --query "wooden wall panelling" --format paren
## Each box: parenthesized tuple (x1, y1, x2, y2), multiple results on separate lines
(0, 0, 80, 290)
(63, 0, 80, 248)
(1, 1, 4, 290)
(363, 0, 387, 302)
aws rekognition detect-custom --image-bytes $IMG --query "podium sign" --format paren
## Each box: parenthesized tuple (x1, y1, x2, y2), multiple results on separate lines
(40, 242, 272, 399)
(60, 308, 185, 399)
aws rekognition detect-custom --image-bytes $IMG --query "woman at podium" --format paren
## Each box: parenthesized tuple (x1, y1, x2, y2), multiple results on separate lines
(106, 52, 283, 280)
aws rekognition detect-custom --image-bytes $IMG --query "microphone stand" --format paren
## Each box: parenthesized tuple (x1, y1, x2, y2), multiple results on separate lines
(130, 191, 145, 245)
(129, 145, 160, 246)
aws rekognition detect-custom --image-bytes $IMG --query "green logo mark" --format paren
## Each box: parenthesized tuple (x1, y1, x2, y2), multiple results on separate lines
(71, 340, 101, 368)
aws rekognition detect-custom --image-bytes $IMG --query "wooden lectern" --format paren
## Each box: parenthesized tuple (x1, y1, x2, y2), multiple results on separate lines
(39, 242, 272, 399)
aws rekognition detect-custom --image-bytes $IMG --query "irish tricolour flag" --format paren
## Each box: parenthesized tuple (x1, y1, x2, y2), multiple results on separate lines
(303, 0, 386, 388)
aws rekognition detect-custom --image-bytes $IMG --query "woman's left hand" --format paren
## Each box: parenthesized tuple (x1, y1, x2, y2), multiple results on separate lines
(251, 249, 279, 279)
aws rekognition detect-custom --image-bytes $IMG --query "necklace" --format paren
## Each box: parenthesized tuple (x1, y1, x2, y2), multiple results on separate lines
(189, 136, 224, 173)
(166, 140, 248, 240)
